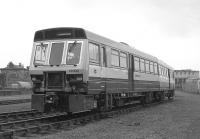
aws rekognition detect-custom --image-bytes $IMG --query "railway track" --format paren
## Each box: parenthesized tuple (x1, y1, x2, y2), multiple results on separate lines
(0, 99, 173, 139)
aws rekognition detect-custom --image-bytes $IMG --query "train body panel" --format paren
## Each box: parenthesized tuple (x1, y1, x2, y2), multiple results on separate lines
(133, 71, 160, 91)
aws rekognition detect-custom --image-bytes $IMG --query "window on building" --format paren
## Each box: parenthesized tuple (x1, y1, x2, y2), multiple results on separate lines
(134, 57, 140, 71)
(120, 52, 127, 68)
(89, 43, 100, 65)
(140, 59, 145, 72)
(111, 49, 120, 67)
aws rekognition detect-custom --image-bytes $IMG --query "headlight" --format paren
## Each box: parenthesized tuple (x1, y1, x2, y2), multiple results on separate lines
(76, 75, 83, 81)
(31, 75, 43, 82)
(31, 77, 36, 81)
(67, 74, 83, 82)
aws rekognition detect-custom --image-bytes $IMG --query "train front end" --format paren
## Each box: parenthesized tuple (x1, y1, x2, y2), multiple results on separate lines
(29, 28, 96, 113)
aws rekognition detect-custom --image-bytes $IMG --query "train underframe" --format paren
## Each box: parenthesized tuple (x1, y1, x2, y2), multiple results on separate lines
(31, 71, 174, 113)
(31, 89, 174, 113)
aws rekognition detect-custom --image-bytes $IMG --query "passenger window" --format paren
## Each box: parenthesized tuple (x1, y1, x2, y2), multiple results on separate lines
(100, 47, 107, 67)
(140, 59, 145, 72)
(163, 67, 165, 76)
(154, 63, 158, 74)
(120, 52, 127, 68)
(161, 66, 164, 75)
(89, 43, 100, 65)
(145, 60, 150, 73)
(164, 68, 166, 76)
(166, 69, 169, 77)
(111, 49, 120, 67)
(159, 65, 162, 75)
(134, 57, 140, 71)
(150, 62, 154, 73)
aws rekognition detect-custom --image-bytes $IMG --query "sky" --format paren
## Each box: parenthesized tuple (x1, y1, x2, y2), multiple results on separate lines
(0, 0, 199, 70)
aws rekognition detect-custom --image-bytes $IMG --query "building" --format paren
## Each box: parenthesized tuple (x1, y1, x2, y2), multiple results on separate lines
(182, 78, 200, 94)
(0, 62, 31, 89)
(174, 69, 200, 90)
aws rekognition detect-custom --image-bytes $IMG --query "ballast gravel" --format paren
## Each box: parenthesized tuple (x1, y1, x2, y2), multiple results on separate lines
(26, 91, 200, 139)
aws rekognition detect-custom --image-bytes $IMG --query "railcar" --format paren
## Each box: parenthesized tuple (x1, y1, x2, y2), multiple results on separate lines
(29, 27, 175, 113)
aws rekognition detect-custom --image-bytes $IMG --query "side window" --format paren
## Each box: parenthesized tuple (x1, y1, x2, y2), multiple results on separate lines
(167, 69, 169, 77)
(111, 49, 120, 67)
(164, 68, 166, 76)
(166, 68, 169, 77)
(159, 65, 162, 75)
(161, 66, 163, 75)
(162, 67, 165, 76)
(145, 60, 150, 73)
(140, 59, 145, 72)
(120, 52, 127, 68)
(150, 62, 154, 73)
(89, 43, 100, 65)
(134, 57, 140, 71)
(154, 63, 158, 74)
(100, 47, 107, 67)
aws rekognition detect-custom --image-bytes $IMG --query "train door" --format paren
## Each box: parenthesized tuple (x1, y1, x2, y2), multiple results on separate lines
(88, 42, 102, 94)
(128, 54, 134, 91)
(100, 46, 107, 92)
(168, 69, 171, 89)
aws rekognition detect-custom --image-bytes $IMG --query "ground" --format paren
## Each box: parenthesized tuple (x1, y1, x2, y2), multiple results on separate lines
(0, 102, 30, 113)
(7, 91, 200, 139)
(29, 91, 200, 139)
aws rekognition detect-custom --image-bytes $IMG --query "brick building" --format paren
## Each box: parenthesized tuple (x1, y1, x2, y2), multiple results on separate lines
(174, 69, 200, 91)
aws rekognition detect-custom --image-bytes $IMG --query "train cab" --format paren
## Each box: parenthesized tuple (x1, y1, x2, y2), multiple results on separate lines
(30, 28, 96, 113)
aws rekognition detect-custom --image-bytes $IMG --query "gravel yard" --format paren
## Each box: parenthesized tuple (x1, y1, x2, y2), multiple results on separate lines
(21, 91, 200, 139)
(0, 102, 31, 113)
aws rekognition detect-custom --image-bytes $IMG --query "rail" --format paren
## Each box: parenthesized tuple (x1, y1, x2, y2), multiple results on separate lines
(0, 99, 174, 139)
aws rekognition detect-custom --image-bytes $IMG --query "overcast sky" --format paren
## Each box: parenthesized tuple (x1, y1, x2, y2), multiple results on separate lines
(0, 0, 199, 70)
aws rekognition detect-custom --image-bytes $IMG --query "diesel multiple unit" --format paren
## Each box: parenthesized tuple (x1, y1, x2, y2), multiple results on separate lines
(29, 27, 175, 113)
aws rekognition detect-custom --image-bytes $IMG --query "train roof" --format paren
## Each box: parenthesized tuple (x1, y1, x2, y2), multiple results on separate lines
(34, 27, 87, 41)
(85, 30, 158, 62)
(85, 29, 173, 70)
(34, 27, 173, 69)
